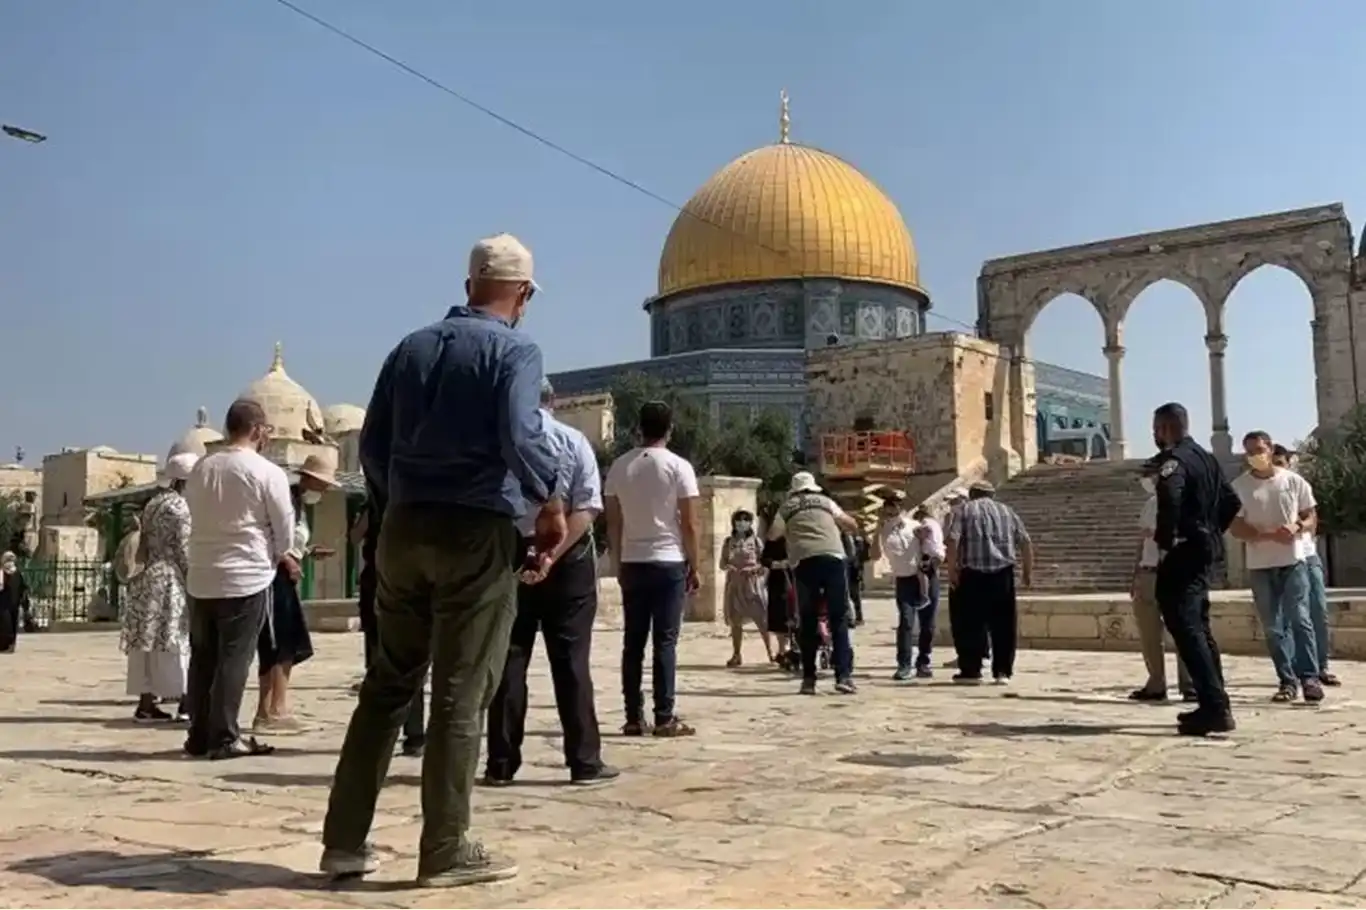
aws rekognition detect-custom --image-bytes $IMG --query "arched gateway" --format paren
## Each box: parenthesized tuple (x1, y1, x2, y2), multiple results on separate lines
(976, 204, 1358, 460)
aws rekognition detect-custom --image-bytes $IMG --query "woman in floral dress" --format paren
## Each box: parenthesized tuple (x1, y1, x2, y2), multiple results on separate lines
(121, 452, 197, 722)
(721, 508, 773, 668)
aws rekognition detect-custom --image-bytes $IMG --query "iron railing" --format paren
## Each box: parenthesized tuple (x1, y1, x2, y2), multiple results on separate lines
(21, 558, 116, 626)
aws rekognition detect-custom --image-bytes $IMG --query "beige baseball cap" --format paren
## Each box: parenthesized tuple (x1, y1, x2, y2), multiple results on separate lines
(468, 233, 540, 292)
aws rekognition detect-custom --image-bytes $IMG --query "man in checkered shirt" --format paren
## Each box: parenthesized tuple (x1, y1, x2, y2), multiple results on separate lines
(944, 481, 1034, 685)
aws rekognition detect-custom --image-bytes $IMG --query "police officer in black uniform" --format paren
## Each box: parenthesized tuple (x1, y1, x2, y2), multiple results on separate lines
(1151, 402, 1242, 736)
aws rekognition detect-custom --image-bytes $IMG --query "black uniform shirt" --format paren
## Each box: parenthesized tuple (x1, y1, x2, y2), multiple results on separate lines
(1153, 436, 1241, 557)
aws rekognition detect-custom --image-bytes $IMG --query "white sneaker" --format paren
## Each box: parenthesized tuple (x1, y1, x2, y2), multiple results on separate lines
(992, 676, 1011, 686)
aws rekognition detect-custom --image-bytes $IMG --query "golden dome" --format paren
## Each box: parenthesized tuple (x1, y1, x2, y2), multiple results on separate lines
(238, 343, 323, 442)
(657, 141, 920, 299)
(323, 403, 366, 437)
(167, 406, 223, 460)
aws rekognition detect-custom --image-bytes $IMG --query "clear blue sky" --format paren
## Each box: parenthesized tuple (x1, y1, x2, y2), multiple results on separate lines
(2, 0, 1359, 462)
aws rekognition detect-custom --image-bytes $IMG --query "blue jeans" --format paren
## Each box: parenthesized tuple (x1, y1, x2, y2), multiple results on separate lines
(1305, 554, 1330, 674)
(793, 554, 854, 682)
(1248, 561, 1317, 687)
(619, 561, 687, 725)
(894, 573, 938, 670)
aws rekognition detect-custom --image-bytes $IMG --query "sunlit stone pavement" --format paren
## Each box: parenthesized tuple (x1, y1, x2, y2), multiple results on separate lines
(6, 606, 1366, 908)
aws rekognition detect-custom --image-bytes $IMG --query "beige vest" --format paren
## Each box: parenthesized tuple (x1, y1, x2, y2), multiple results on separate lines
(778, 493, 846, 564)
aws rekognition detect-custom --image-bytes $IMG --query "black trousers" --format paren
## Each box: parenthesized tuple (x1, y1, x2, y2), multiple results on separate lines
(847, 562, 864, 623)
(185, 586, 269, 753)
(1157, 545, 1229, 714)
(486, 544, 601, 777)
(360, 565, 425, 745)
(951, 566, 1017, 679)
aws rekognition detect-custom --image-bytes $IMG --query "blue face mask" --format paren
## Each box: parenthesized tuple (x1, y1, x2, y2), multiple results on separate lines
(733, 521, 752, 535)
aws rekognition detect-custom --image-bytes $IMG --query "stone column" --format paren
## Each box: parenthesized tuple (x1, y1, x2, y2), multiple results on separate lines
(1102, 345, 1127, 460)
(1206, 332, 1232, 456)
(688, 476, 761, 623)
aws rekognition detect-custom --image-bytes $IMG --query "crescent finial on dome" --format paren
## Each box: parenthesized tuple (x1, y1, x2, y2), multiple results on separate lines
(271, 341, 284, 373)
(195, 406, 209, 428)
(779, 89, 791, 144)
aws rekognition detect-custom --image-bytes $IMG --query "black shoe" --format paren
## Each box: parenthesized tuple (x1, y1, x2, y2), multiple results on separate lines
(401, 739, 425, 758)
(1181, 690, 1199, 703)
(1178, 710, 1236, 736)
(182, 741, 207, 758)
(1129, 687, 1168, 702)
(799, 679, 816, 695)
(834, 678, 858, 695)
(570, 764, 620, 786)
(952, 673, 983, 685)
(481, 771, 515, 787)
(134, 705, 174, 724)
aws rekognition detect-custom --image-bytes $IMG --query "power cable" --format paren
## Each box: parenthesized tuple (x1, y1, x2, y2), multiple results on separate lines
(267, 0, 987, 336)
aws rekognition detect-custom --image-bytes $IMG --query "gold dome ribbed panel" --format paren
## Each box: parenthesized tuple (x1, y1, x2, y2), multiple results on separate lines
(657, 143, 920, 298)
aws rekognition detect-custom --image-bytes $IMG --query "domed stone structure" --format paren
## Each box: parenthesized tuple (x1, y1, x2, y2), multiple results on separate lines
(547, 94, 930, 440)
(323, 403, 366, 437)
(167, 406, 223, 460)
(239, 343, 325, 443)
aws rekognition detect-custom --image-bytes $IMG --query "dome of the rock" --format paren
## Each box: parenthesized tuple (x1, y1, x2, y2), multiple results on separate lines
(323, 403, 366, 437)
(167, 406, 223, 460)
(238, 343, 323, 442)
(656, 142, 920, 300)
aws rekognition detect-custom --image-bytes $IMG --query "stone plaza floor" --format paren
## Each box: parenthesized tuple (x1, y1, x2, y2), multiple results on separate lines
(4, 610, 1366, 908)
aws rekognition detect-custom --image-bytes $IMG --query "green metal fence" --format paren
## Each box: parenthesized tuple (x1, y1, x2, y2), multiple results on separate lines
(21, 558, 116, 626)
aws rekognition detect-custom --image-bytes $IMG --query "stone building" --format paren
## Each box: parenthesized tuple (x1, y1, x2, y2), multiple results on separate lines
(41, 446, 158, 528)
(548, 97, 1106, 455)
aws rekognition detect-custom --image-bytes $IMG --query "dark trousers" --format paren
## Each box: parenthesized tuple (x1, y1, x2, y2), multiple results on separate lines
(894, 573, 938, 669)
(487, 543, 601, 778)
(360, 568, 425, 746)
(323, 503, 519, 876)
(619, 561, 687, 725)
(1157, 545, 1230, 714)
(185, 586, 270, 753)
(794, 554, 854, 682)
(952, 566, 1017, 678)
(848, 562, 864, 623)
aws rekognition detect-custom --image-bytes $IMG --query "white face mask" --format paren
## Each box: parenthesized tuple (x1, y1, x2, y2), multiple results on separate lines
(301, 490, 323, 506)
(1140, 477, 1155, 495)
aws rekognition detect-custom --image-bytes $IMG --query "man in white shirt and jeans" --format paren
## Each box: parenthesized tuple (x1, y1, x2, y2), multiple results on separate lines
(605, 401, 700, 738)
(183, 399, 297, 759)
(1230, 430, 1322, 703)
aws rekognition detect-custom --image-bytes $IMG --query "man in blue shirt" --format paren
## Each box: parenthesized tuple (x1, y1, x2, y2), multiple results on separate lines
(484, 379, 617, 788)
(321, 233, 567, 889)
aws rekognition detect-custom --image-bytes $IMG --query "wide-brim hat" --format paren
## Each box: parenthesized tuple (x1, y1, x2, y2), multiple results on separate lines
(295, 453, 339, 489)
(789, 471, 821, 494)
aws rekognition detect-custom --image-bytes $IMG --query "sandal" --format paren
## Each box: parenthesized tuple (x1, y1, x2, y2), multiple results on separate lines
(1271, 685, 1297, 703)
(1321, 672, 1342, 687)
(725, 656, 742, 669)
(209, 736, 276, 760)
(652, 717, 696, 738)
(621, 720, 650, 736)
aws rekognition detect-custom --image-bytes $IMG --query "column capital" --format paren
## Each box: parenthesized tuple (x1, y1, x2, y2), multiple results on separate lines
(1204, 333, 1228, 354)
(1103, 345, 1125, 359)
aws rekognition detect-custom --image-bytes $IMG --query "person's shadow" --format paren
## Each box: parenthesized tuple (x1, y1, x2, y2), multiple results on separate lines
(9, 849, 312, 894)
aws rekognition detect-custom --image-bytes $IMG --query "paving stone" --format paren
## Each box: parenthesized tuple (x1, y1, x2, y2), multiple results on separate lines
(4, 629, 1366, 907)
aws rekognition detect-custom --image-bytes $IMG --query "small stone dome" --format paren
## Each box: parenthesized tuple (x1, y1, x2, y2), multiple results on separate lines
(237, 343, 324, 442)
(324, 403, 366, 437)
(168, 406, 223, 460)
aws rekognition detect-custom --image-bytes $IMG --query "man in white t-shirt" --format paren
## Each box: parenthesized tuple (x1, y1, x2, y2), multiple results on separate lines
(1230, 430, 1322, 703)
(1128, 457, 1192, 702)
(183, 398, 297, 760)
(1272, 444, 1339, 686)
(604, 401, 700, 738)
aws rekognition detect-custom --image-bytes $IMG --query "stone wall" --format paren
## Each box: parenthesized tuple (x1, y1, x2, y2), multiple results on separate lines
(805, 331, 1026, 484)
(554, 393, 615, 450)
(689, 476, 761, 623)
(41, 448, 158, 528)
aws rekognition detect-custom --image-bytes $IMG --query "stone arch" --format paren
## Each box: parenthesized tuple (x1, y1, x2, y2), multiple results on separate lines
(976, 205, 1357, 459)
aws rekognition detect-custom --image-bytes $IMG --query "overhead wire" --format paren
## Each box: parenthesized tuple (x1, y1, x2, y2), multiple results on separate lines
(267, 0, 989, 338)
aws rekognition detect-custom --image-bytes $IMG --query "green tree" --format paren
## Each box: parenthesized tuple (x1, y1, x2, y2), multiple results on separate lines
(600, 371, 796, 502)
(0, 491, 27, 556)
(1301, 405, 1366, 534)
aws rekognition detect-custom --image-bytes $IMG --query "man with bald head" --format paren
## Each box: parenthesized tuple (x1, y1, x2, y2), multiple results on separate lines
(322, 234, 568, 889)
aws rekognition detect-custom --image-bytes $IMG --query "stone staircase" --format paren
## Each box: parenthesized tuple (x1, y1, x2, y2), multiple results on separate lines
(994, 459, 1152, 593)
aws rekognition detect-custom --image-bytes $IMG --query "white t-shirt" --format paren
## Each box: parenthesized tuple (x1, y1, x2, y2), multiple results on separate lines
(1138, 495, 1160, 568)
(604, 446, 699, 564)
(916, 516, 946, 561)
(184, 447, 296, 599)
(1230, 468, 1317, 571)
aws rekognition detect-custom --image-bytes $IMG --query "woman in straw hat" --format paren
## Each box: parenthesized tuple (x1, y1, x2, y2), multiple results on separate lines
(253, 454, 338, 734)
(121, 452, 198, 722)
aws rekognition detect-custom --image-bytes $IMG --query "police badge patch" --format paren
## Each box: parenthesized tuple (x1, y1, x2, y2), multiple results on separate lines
(1159, 459, 1179, 478)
